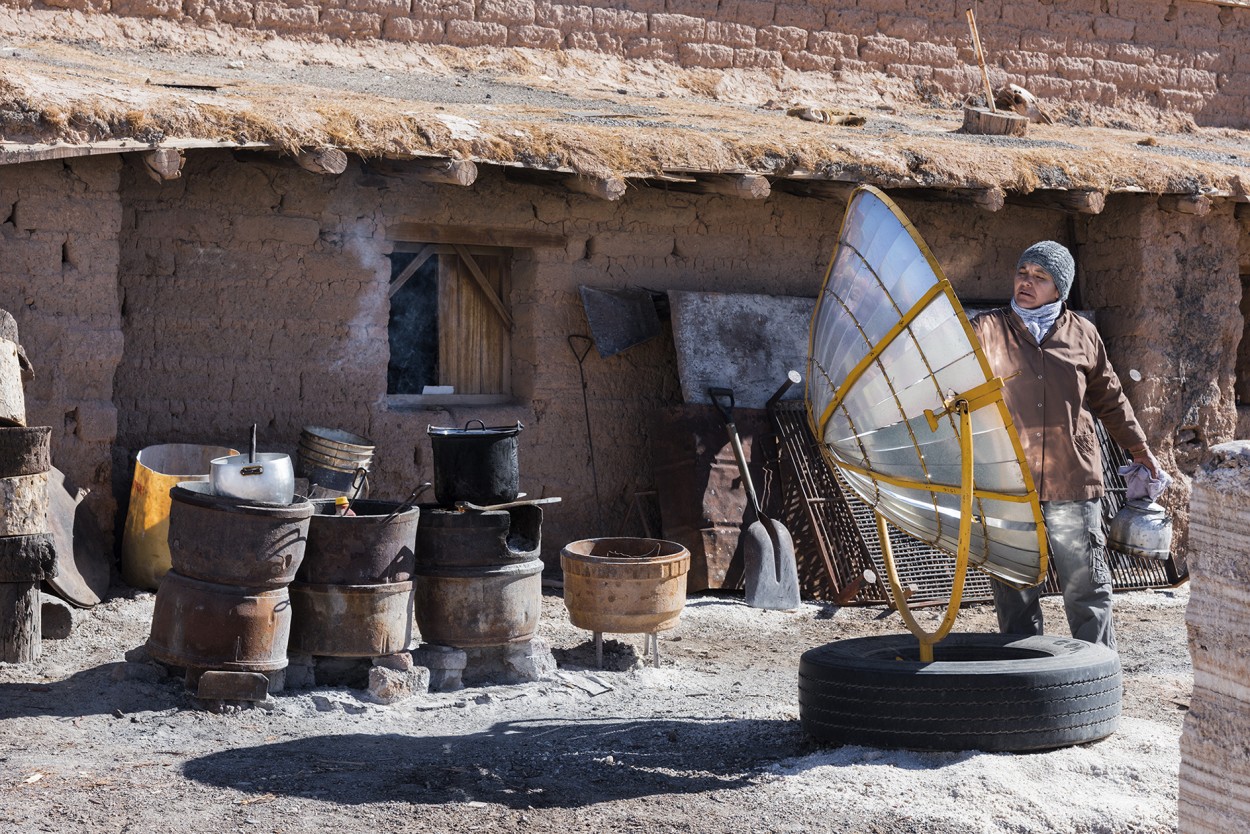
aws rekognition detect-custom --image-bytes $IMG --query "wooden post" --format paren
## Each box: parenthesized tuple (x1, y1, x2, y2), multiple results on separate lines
(0, 581, 41, 662)
(965, 8, 996, 112)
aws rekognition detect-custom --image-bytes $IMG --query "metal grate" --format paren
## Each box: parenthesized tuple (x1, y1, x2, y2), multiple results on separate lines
(772, 400, 1186, 606)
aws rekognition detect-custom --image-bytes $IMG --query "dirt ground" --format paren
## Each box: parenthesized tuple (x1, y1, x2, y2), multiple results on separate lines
(0, 579, 1190, 834)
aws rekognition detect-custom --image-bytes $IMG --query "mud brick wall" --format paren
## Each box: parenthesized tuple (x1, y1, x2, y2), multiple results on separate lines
(1080, 194, 1243, 561)
(0, 156, 125, 537)
(1180, 442, 1250, 834)
(13, 0, 1250, 129)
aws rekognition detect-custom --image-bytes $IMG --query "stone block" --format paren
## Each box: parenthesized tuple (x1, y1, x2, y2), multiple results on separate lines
(461, 637, 556, 686)
(365, 664, 430, 704)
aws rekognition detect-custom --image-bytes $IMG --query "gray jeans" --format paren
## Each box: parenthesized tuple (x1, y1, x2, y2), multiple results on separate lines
(991, 499, 1116, 650)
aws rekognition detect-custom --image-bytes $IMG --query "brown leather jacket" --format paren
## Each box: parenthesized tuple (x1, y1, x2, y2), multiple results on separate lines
(972, 306, 1148, 502)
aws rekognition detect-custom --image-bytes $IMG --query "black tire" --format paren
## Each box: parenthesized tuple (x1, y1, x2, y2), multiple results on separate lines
(798, 633, 1122, 752)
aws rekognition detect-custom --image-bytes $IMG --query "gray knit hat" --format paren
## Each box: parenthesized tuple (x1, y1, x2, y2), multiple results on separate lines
(1017, 241, 1075, 301)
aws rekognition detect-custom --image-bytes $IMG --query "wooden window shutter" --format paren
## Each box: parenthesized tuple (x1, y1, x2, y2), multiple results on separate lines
(440, 248, 511, 395)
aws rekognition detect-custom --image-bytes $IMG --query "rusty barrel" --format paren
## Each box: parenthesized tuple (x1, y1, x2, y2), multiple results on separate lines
(560, 538, 690, 634)
(167, 482, 312, 589)
(414, 505, 543, 648)
(288, 581, 416, 657)
(299, 499, 419, 585)
(146, 571, 292, 672)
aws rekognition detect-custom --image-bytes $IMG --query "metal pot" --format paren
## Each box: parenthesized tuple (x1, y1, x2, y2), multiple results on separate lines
(1108, 498, 1173, 561)
(210, 452, 295, 505)
(427, 420, 523, 506)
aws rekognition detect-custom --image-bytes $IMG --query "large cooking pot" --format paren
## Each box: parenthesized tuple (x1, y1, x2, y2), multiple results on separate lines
(428, 420, 523, 506)
(210, 452, 296, 504)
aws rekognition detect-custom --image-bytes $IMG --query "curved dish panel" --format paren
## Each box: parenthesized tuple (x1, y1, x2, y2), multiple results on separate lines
(806, 185, 1047, 587)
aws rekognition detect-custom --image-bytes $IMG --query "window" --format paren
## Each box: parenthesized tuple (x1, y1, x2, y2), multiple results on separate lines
(387, 243, 512, 403)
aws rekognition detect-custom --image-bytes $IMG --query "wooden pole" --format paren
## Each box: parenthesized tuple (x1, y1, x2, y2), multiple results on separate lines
(0, 581, 41, 663)
(966, 8, 997, 112)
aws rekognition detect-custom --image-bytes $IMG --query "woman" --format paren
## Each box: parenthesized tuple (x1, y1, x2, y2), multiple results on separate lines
(971, 241, 1160, 650)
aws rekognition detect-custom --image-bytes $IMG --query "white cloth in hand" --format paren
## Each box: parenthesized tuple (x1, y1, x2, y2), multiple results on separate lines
(1118, 462, 1172, 502)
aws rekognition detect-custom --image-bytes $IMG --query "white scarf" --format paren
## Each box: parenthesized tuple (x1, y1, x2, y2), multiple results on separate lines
(1010, 298, 1063, 344)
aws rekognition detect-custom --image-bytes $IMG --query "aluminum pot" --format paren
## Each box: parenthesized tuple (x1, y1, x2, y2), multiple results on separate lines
(427, 420, 522, 506)
(1108, 498, 1173, 561)
(210, 452, 295, 504)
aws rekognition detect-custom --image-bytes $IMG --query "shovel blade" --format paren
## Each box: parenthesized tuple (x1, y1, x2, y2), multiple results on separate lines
(742, 517, 801, 611)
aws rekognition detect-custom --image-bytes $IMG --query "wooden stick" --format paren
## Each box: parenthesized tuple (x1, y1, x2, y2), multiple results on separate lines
(966, 8, 997, 113)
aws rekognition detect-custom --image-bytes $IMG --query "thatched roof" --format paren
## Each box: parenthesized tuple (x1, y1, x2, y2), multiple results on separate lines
(2, 8, 1248, 204)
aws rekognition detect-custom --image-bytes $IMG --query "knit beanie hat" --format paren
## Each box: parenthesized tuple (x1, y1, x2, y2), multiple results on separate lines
(1017, 241, 1075, 301)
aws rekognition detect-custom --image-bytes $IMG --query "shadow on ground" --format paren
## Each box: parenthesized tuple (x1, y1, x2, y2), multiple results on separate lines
(183, 716, 804, 808)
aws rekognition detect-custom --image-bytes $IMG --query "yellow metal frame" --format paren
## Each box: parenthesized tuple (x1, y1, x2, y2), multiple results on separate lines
(805, 184, 1050, 659)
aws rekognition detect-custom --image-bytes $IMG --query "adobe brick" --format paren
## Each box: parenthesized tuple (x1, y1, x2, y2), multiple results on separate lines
(773, 1, 823, 30)
(807, 30, 855, 58)
(886, 62, 933, 81)
(534, 2, 590, 29)
(411, 0, 472, 18)
(1156, 88, 1207, 111)
(877, 16, 932, 43)
(1138, 64, 1180, 89)
(678, 42, 735, 68)
(783, 51, 837, 73)
(563, 30, 597, 50)
(383, 15, 443, 40)
(1019, 30, 1065, 53)
(826, 8, 876, 32)
(1216, 73, 1250, 96)
(837, 58, 874, 74)
(1110, 43, 1154, 65)
(234, 216, 323, 246)
(1178, 68, 1218, 93)
(1054, 55, 1094, 81)
(479, 0, 535, 25)
(1023, 75, 1073, 98)
(255, 2, 320, 28)
(706, 20, 756, 48)
(909, 41, 958, 68)
(1092, 15, 1135, 40)
(756, 25, 805, 51)
(721, 0, 774, 28)
(1192, 50, 1230, 73)
(193, 0, 255, 25)
(74, 402, 119, 443)
(649, 13, 706, 40)
(1093, 60, 1140, 87)
(445, 19, 508, 45)
(666, 0, 719, 15)
(321, 8, 383, 36)
(591, 8, 648, 36)
(734, 47, 783, 69)
(508, 24, 560, 48)
(1000, 1, 1048, 28)
(623, 37, 676, 61)
(110, 0, 182, 17)
(859, 34, 910, 65)
(1002, 50, 1051, 74)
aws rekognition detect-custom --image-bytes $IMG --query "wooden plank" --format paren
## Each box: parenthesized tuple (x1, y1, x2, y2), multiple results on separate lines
(388, 223, 567, 249)
(452, 244, 514, 331)
(388, 244, 437, 298)
(0, 139, 271, 167)
(1158, 193, 1213, 216)
(1007, 189, 1106, 214)
(563, 175, 627, 201)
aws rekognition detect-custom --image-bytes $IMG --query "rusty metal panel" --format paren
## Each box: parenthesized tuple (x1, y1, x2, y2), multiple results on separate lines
(288, 581, 416, 657)
(651, 405, 777, 592)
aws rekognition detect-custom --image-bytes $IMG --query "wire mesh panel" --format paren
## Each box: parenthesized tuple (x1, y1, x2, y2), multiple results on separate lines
(774, 400, 1185, 606)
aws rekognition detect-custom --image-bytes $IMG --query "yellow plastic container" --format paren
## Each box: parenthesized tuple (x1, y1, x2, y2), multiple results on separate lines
(121, 443, 236, 590)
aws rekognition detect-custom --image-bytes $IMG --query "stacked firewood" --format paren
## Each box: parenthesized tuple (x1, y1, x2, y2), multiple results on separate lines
(0, 309, 56, 663)
(1179, 441, 1250, 832)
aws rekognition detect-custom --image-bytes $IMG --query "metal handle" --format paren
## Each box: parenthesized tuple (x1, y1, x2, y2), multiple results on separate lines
(708, 386, 735, 425)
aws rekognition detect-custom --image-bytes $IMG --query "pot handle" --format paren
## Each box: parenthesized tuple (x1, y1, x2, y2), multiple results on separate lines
(464, 419, 487, 430)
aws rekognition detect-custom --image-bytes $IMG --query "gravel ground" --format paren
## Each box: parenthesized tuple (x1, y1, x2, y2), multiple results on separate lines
(0, 581, 1190, 834)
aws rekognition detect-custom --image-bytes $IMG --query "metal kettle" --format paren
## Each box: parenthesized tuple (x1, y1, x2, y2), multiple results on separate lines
(1108, 498, 1173, 561)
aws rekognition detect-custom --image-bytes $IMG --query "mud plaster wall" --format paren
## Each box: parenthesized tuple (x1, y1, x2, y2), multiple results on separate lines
(9, 0, 1250, 128)
(0, 156, 124, 536)
(112, 152, 1076, 566)
(1080, 194, 1242, 561)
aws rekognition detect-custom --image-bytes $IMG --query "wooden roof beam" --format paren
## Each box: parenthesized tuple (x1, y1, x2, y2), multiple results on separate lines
(141, 148, 184, 182)
(296, 147, 348, 175)
(888, 186, 1006, 212)
(1007, 189, 1105, 214)
(770, 179, 856, 201)
(410, 158, 478, 187)
(654, 172, 771, 200)
(562, 174, 628, 201)
(1158, 193, 1213, 216)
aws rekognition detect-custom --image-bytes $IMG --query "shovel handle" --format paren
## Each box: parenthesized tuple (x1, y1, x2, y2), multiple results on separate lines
(708, 386, 735, 424)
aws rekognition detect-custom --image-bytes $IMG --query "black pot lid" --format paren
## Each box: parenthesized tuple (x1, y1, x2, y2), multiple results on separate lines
(428, 420, 523, 437)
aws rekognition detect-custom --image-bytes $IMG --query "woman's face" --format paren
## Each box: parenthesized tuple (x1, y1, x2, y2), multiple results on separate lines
(1014, 262, 1061, 309)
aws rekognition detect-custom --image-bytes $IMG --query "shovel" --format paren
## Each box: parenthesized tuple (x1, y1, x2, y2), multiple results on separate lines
(709, 386, 800, 611)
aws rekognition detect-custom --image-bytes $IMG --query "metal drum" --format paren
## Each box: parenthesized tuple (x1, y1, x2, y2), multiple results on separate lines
(288, 581, 416, 657)
(414, 506, 543, 647)
(146, 571, 292, 673)
(167, 482, 312, 589)
(300, 499, 419, 585)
